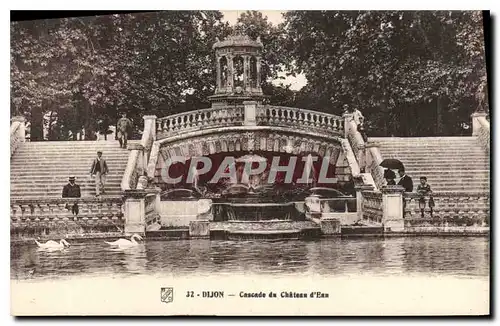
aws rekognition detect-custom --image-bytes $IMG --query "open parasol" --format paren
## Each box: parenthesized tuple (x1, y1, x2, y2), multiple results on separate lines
(379, 158, 405, 170)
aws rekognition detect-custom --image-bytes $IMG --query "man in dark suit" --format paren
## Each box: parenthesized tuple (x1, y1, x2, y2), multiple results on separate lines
(62, 176, 81, 215)
(90, 151, 109, 197)
(397, 168, 413, 192)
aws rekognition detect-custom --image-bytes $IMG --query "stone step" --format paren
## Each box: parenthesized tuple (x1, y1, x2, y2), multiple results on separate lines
(10, 175, 124, 180)
(399, 172, 489, 176)
(392, 160, 489, 164)
(10, 164, 128, 170)
(11, 182, 122, 188)
(12, 153, 130, 158)
(21, 140, 138, 146)
(10, 189, 123, 196)
(371, 136, 478, 141)
(376, 141, 481, 144)
(10, 194, 123, 200)
(380, 150, 487, 155)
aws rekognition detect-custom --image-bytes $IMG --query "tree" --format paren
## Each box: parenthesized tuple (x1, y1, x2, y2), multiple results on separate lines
(11, 11, 232, 140)
(282, 10, 488, 136)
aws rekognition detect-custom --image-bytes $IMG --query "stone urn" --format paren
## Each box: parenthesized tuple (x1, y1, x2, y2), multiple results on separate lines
(137, 175, 148, 190)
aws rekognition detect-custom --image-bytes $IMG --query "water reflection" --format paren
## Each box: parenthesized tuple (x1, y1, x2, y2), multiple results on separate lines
(11, 237, 489, 280)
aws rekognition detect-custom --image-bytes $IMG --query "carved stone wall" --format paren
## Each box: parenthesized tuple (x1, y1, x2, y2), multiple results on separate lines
(152, 130, 347, 188)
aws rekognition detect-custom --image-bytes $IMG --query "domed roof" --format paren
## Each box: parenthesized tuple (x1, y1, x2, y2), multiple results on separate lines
(213, 33, 263, 49)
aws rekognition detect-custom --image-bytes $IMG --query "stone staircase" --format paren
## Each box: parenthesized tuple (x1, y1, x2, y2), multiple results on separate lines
(371, 137, 490, 192)
(11, 141, 132, 199)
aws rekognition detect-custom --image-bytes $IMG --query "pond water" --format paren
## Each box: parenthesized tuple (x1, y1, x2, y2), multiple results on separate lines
(11, 237, 489, 280)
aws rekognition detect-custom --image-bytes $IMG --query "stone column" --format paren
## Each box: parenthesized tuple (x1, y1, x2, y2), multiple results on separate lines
(365, 141, 384, 189)
(355, 184, 375, 221)
(11, 116, 26, 142)
(243, 55, 249, 90)
(305, 195, 322, 220)
(128, 143, 145, 177)
(143, 115, 157, 140)
(255, 56, 261, 88)
(381, 185, 405, 232)
(142, 115, 156, 164)
(471, 111, 488, 136)
(342, 113, 353, 139)
(123, 189, 147, 235)
(227, 54, 234, 91)
(215, 54, 221, 93)
(243, 101, 257, 126)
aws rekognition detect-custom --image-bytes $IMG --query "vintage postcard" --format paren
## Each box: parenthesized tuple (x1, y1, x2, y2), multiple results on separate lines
(10, 10, 490, 316)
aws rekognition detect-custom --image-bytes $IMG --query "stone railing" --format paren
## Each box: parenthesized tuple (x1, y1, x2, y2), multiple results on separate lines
(156, 106, 245, 138)
(145, 192, 160, 228)
(11, 197, 124, 222)
(403, 192, 490, 226)
(476, 115, 490, 153)
(257, 105, 344, 135)
(10, 116, 26, 157)
(318, 197, 357, 213)
(121, 116, 157, 191)
(365, 142, 385, 190)
(121, 148, 142, 191)
(360, 190, 383, 224)
(10, 197, 124, 238)
(344, 117, 364, 156)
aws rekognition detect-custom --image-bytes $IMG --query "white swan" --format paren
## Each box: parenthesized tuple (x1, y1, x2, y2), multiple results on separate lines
(105, 234, 143, 248)
(35, 239, 70, 250)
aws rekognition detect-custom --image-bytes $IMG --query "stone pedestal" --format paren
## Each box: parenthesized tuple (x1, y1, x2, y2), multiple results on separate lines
(342, 113, 353, 139)
(381, 185, 405, 232)
(197, 199, 213, 220)
(471, 111, 488, 136)
(321, 218, 341, 235)
(305, 195, 322, 219)
(355, 184, 375, 221)
(243, 101, 257, 126)
(11, 116, 26, 141)
(189, 220, 210, 238)
(123, 189, 147, 235)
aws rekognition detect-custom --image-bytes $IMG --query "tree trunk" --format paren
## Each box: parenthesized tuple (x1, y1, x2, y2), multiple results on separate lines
(436, 97, 443, 135)
(30, 105, 43, 141)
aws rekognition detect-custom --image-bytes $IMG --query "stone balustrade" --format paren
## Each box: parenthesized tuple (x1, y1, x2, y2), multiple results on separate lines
(121, 149, 141, 191)
(155, 105, 344, 140)
(344, 118, 364, 155)
(365, 142, 385, 190)
(156, 106, 245, 138)
(11, 198, 124, 223)
(258, 105, 344, 135)
(145, 192, 160, 228)
(318, 197, 357, 213)
(121, 115, 157, 191)
(476, 115, 490, 153)
(10, 116, 26, 157)
(403, 192, 489, 225)
(361, 190, 383, 224)
(10, 197, 125, 238)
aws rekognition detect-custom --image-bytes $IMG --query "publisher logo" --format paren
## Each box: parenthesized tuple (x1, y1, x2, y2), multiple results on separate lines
(161, 287, 174, 304)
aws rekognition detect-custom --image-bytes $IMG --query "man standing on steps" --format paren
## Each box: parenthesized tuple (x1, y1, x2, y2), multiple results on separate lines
(397, 168, 414, 192)
(90, 151, 109, 197)
(116, 112, 133, 149)
(62, 176, 81, 215)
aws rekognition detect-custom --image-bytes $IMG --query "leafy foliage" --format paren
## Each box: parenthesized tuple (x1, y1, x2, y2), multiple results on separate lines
(282, 10, 488, 136)
(11, 11, 488, 140)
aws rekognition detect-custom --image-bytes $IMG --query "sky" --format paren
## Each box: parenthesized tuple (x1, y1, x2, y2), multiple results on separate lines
(220, 10, 308, 91)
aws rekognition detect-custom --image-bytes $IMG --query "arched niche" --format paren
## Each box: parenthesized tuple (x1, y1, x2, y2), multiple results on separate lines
(250, 56, 257, 88)
(219, 56, 228, 88)
(233, 55, 244, 88)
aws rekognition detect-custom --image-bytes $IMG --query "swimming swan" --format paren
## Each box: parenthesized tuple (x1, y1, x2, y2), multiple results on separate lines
(35, 239, 70, 249)
(105, 234, 143, 248)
